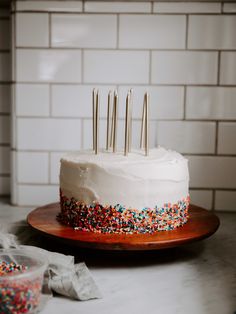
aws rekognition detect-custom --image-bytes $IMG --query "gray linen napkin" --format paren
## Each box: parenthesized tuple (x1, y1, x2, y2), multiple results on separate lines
(0, 229, 102, 302)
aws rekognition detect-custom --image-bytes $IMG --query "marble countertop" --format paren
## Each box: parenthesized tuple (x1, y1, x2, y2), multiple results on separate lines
(0, 197, 235, 314)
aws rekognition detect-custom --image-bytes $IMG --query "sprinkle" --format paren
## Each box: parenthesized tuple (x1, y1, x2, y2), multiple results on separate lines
(0, 261, 28, 276)
(58, 190, 190, 234)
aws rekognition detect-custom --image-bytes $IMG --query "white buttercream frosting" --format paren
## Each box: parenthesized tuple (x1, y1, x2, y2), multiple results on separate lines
(60, 147, 189, 210)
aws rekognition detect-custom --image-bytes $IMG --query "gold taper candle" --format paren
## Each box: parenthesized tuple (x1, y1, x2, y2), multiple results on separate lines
(140, 94, 146, 149)
(92, 88, 97, 151)
(128, 89, 133, 152)
(145, 92, 149, 156)
(95, 90, 99, 155)
(106, 91, 112, 150)
(110, 93, 115, 148)
(124, 92, 130, 156)
(113, 91, 118, 153)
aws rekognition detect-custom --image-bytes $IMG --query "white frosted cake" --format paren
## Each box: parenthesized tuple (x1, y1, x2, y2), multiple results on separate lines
(58, 147, 190, 234)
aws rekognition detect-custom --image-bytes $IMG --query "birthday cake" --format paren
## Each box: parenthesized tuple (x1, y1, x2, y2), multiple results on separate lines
(58, 147, 189, 234)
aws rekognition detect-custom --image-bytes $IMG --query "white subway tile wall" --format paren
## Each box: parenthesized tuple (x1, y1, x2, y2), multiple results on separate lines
(84, 50, 149, 84)
(189, 190, 213, 210)
(17, 118, 82, 150)
(220, 52, 236, 85)
(157, 121, 216, 154)
(16, 13, 49, 47)
(215, 191, 236, 211)
(15, 84, 50, 116)
(84, 2, 152, 13)
(51, 14, 117, 48)
(52, 85, 115, 117)
(223, 3, 236, 13)
(18, 185, 58, 206)
(16, 1, 83, 12)
(188, 156, 236, 188)
(188, 16, 236, 50)
(7, 1, 236, 211)
(17, 152, 49, 183)
(151, 51, 218, 85)
(119, 15, 186, 49)
(118, 86, 184, 119)
(154, 2, 221, 13)
(218, 123, 236, 155)
(186, 87, 236, 120)
(0, 6, 10, 195)
(16, 49, 82, 82)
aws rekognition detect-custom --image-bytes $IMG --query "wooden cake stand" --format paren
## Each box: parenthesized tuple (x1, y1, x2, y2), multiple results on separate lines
(27, 203, 220, 251)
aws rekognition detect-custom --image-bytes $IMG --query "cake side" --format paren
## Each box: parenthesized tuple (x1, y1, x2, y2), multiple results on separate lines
(58, 147, 190, 234)
(60, 147, 189, 209)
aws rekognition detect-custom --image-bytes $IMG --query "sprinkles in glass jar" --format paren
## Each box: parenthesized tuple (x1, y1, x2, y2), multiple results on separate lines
(0, 251, 47, 314)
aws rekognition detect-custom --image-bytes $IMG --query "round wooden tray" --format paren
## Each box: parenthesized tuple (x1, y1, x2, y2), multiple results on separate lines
(27, 203, 220, 251)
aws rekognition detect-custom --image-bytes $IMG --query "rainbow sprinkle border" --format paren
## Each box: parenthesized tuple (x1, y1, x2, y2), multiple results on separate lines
(58, 190, 189, 234)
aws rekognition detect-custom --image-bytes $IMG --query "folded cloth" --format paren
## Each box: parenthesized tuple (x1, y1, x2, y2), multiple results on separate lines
(48, 262, 102, 301)
(0, 229, 102, 302)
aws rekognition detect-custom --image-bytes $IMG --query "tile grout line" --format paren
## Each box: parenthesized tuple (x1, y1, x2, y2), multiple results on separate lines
(48, 12, 51, 48)
(215, 121, 219, 155)
(82, 0, 85, 13)
(215, 50, 221, 157)
(13, 10, 226, 16)
(81, 49, 84, 84)
(81, 119, 84, 149)
(116, 13, 119, 49)
(49, 84, 52, 117)
(183, 86, 187, 120)
(48, 152, 50, 184)
(217, 51, 221, 85)
(12, 9, 17, 204)
(11, 116, 236, 124)
(7, 82, 236, 87)
(14, 47, 236, 52)
(185, 14, 189, 50)
(189, 187, 236, 191)
(149, 50, 152, 85)
(212, 189, 216, 211)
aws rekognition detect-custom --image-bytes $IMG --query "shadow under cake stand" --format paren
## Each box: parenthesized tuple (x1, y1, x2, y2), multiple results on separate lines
(27, 203, 220, 251)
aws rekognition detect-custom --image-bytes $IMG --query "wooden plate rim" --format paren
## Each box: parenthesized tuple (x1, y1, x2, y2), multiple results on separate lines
(27, 203, 220, 251)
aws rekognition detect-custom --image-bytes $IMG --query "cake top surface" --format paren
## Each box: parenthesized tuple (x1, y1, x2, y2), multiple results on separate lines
(61, 146, 186, 166)
(60, 147, 189, 181)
